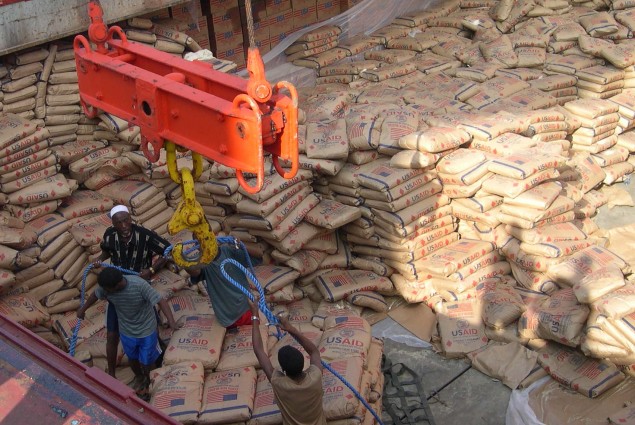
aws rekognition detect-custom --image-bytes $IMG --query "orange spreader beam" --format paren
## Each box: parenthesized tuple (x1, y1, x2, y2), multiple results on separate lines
(74, 1, 298, 193)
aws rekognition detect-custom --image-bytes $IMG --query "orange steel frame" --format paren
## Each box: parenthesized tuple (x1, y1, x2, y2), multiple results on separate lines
(74, 1, 298, 193)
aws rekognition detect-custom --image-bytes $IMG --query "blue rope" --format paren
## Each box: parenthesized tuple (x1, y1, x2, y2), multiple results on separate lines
(71, 237, 384, 424)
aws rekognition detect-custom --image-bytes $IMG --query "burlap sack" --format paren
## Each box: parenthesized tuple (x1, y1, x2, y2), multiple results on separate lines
(163, 315, 226, 369)
(537, 342, 624, 398)
(150, 362, 205, 424)
(312, 300, 362, 330)
(438, 300, 488, 358)
(314, 270, 393, 302)
(0, 295, 49, 328)
(164, 291, 213, 324)
(198, 367, 256, 424)
(548, 245, 629, 287)
(248, 369, 282, 425)
(322, 357, 364, 420)
(252, 265, 300, 294)
(318, 315, 372, 363)
(216, 325, 269, 371)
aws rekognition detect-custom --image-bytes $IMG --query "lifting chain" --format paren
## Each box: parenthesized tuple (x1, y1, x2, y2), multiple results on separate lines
(165, 141, 218, 268)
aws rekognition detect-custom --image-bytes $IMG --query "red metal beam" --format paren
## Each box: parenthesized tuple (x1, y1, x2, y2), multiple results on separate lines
(0, 315, 179, 425)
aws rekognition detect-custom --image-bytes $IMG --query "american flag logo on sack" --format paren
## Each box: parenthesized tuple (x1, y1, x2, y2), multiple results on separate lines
(388, 126, 414, 141)
(331, 275, 349, 288)
(257, 266, 282, 281)
(255, 392, 276, 408)
(349, 122, 367, 139)
(153, 392, 186, 409)
(207, 392, 238, 403)
(171, 297, 190, 312)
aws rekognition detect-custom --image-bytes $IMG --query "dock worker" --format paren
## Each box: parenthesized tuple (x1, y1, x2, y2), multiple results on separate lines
(250, 300, 327, 425)
(92, 205, 170, 380)
(77, 268, 177, 398)
(184, 239, 252, 330)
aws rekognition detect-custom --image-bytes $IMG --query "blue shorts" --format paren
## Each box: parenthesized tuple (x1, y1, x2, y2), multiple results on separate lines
(119, 330, 162, 366)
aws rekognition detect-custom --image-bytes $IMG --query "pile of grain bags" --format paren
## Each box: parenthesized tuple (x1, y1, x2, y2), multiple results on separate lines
(149, 308, 383, 424)
(269, 0, 635, 399)
(287, 26, 346, 70)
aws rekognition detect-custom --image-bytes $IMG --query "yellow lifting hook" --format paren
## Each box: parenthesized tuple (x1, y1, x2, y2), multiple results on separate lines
(165, 141, 218, 268)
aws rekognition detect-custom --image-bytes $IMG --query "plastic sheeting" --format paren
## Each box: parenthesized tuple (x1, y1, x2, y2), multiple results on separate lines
(240, 0, 442, 87)
(371, 316, 432, 349)
(505, 377, 550, 425)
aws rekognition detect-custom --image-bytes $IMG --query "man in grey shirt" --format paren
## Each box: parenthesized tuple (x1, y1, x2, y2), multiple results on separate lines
(77, 268, 177, 397)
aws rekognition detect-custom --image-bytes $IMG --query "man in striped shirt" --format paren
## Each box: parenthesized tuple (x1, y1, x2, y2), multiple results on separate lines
(77, 268, 177, 397)
(92, 205, 170, 380)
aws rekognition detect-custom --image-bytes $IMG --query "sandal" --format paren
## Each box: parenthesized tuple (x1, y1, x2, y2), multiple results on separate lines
(129, 375, 146, 392)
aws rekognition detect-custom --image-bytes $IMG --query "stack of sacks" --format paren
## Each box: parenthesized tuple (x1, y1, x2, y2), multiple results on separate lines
(530, 74, 579, 106)
(149, 313, 386, 424)
(126, 17, 203, 56)
(423, 239, 511, 306)
(608, 89, 635, 134)
(74, 327, 135, 384)
(290, 26, 349, 70)
(231, 169, 320, 257)
(208, 159, 283, 254)
(285, 26, 341, 64)
(0, 212, 41, 295)
(251, 264, 302, 305)
(348, 158, 452, 281)
(1, 48, 47, 121)
(125, 20, 185, 56)
(0, 114, 66, 220)
(538, 245, 634, 369)
(96, 179, 171, 237)
(45, 45, 83, 145)
(316, 60, 380, 85)
(625, 65, 635, 88)
(27, 212, 90, 300)
(575, 64, 625, 100)
(95, 112, 141, 150)
(270, 196, 362, 285)
(517, 107, 571, 146)
(563, 99, 635, 184)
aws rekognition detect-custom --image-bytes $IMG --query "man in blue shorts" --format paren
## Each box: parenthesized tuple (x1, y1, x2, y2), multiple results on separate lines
(77, 267, 177, 396)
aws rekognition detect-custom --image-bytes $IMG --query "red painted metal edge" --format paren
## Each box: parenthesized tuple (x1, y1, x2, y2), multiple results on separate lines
(0, 314, 180, 425)
(0, 0, 31, 6)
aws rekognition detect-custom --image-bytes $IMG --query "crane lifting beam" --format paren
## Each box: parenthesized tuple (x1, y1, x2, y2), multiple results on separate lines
(73, 1, 299, 194)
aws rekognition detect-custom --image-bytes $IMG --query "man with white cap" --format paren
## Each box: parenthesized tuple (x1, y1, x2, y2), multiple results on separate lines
(92, 205, 170, 380)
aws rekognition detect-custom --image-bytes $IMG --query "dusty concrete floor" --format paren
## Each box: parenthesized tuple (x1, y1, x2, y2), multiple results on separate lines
(377, 180, 635, 425)
(380, 337, 511, 425)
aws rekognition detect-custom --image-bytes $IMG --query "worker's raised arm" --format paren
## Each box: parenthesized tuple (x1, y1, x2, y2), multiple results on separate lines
(250, 300, 274, 379)
(278, 316, 322, 372)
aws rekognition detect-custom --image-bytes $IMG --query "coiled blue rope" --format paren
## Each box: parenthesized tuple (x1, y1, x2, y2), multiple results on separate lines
(70, 237, 383, 424)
